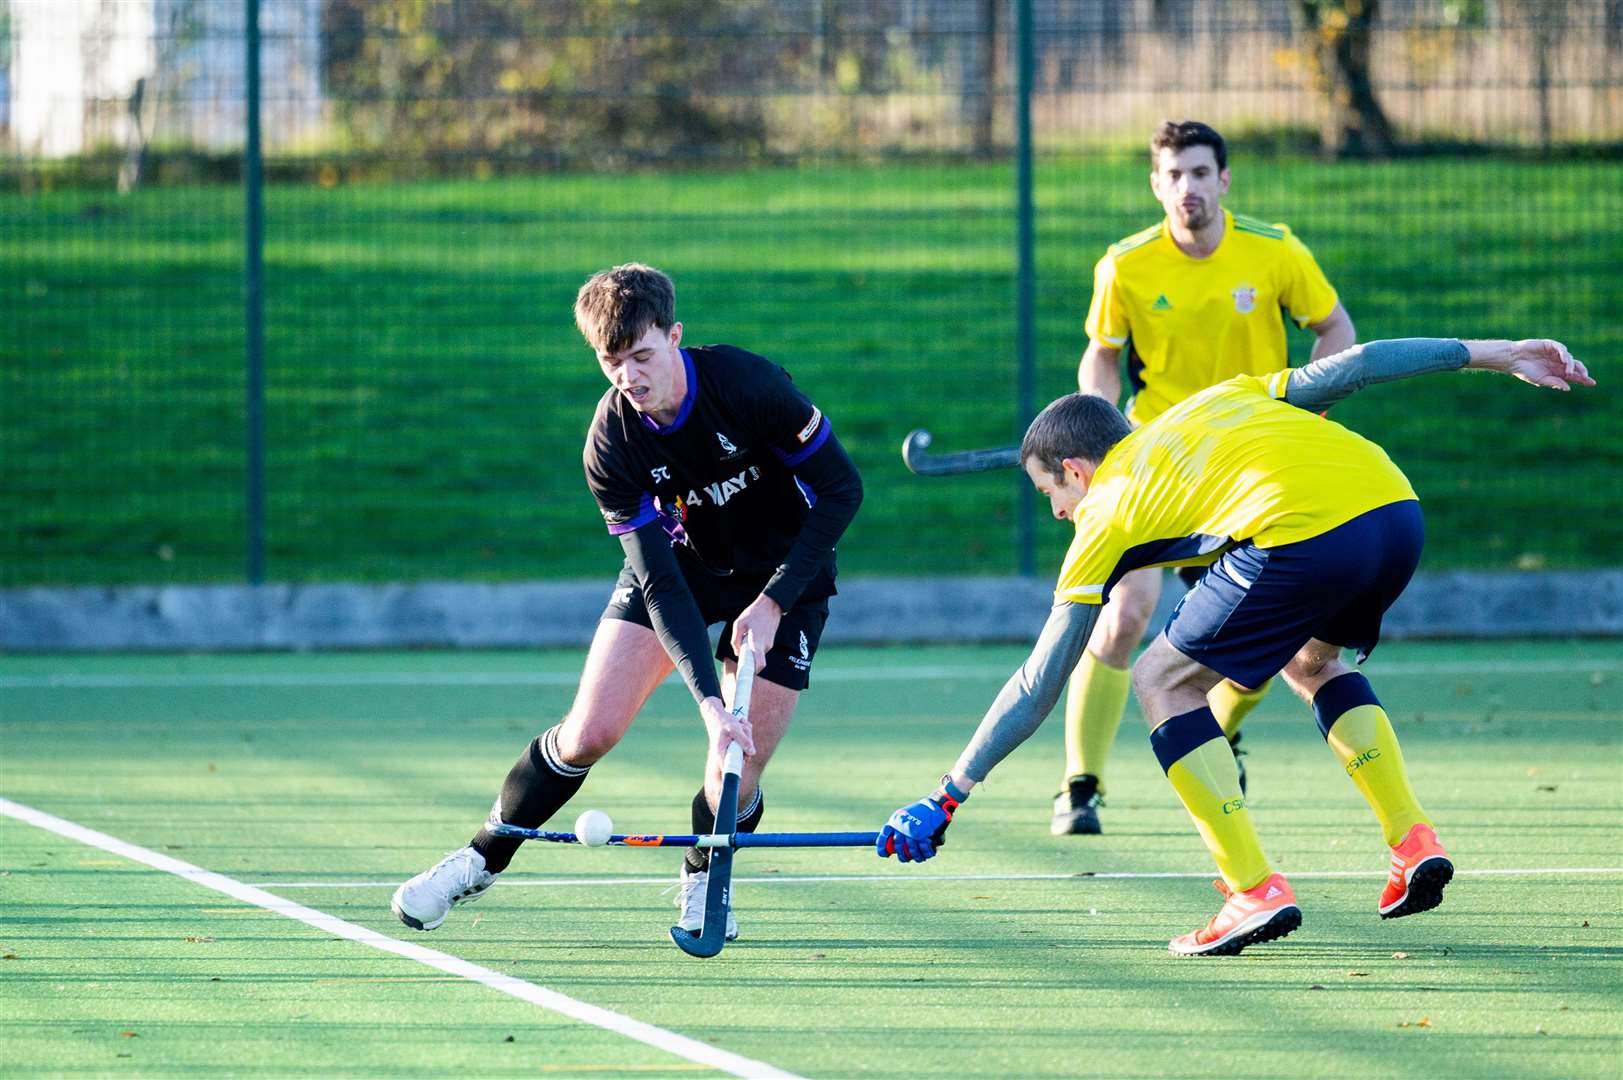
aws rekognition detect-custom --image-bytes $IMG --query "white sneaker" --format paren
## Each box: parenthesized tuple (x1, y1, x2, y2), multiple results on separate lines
(392, 846, 496, 931)
(675, 865, 738, 941)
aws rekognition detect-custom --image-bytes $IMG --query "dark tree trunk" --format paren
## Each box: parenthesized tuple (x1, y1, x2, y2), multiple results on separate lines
(1296, 0, 1396, 158)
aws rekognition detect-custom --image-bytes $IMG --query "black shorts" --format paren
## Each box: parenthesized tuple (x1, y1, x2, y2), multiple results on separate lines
(601, 562, 834, 692)
(1165, 501, 1424, 689)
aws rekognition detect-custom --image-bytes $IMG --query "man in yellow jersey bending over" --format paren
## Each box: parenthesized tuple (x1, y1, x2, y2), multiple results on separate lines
(876, 337, 1591, 956)
(1054, 120, 1356, 835)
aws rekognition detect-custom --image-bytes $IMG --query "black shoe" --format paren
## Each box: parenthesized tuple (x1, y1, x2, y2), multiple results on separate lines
(1229, 731, 1248, 795)
(1050, 774, 1103, 835)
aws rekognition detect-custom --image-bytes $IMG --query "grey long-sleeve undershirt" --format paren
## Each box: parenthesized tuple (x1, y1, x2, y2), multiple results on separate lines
(953, 600, 1102, 783)
(1285, 337, 1470, 412)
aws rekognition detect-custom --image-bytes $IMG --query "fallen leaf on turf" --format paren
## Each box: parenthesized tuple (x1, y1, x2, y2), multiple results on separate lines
(2, 953, 16, 960)
(809, 953, 825, 960)
(1308, 984, 1326, 990)
(1535, 1025, 1546, 1035)
(1347, 971, 1370, 977)
(1581, 920, 1589, 927)
(119, 1031, 138, 1038)
(184, 935, 215, 944)
(1536, 784, 1557, 792)
(1392, 951, 1410, 959)
(1396, 1017, 1432, 1029)
(471, 915, 484, 928)
(503, 1035, 514, 1043)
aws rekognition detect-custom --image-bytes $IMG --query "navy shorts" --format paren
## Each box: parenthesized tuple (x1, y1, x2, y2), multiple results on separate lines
(1165, 500, 1424, 689)
(602, 562, 833, 692)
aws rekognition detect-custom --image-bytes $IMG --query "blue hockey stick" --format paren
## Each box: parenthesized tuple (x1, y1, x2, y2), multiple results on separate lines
(485, 823, 879, 848)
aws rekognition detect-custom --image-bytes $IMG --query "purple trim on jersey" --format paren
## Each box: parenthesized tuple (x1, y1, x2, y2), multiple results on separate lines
(639, 348, 698, 434)
(775, 416, 832, 467)
(606, 492, 658, 535)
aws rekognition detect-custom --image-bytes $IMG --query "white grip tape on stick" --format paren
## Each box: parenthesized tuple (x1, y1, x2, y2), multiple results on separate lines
(724, 635, 756, 777)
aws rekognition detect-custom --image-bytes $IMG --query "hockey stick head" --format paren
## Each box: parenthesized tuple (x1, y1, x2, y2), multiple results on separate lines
(902, 428, 1021, 476)
(900, 428, 937, 474)
(667, 850, 734, 958)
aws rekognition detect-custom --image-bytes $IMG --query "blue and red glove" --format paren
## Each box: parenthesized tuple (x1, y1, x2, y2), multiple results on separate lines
(876, 777, 967, 863)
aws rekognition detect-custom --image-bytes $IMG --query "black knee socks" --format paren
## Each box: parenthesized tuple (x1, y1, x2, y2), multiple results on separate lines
(470, 725, 589, 874)
(683, 786, 764, 874)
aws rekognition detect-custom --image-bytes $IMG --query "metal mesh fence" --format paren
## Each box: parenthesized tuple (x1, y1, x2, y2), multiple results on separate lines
(3, 0, 1619, 587)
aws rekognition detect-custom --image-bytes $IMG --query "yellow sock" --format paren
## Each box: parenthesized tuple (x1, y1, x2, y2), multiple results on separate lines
(1209, 679, 1271, 740)
(1063, 651, 1131, 792)
(1314, 673, 1430, 846)
(1150, 707, 1271, 891)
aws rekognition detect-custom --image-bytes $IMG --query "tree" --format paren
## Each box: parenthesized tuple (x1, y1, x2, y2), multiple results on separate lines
(319, 0, 787, 167)
(1296, 0, 1397, 157)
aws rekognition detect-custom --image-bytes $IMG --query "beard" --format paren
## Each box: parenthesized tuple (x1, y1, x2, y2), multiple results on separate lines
(1178, 202, 1214, 230)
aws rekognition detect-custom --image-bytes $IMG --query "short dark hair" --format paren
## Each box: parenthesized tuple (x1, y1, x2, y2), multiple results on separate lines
(574, 263, 676, 354)
(1151, 119, 1227, 172)
(1020, 394, 1133, 482)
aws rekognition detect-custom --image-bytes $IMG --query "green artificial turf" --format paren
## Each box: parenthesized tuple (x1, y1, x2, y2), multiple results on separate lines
(3, 156, 1618, 586)
(3, 640, 1620, 1077)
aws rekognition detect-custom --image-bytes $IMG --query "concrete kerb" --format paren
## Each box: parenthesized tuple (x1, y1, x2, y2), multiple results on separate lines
(2, 572, 1619, 652)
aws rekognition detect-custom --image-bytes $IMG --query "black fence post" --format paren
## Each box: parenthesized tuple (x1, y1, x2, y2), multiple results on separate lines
(1014, 0, 1036, 577)
(244, 0, 266, 584)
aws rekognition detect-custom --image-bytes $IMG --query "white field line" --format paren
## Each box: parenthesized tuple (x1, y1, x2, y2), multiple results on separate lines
(0, 798, 802, 1080)
(2, 656, 1619, 689)
(253, 867, 1623, 889)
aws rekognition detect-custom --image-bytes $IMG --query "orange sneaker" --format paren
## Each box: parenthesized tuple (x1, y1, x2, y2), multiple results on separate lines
(1379, 822, 1454, 919)
(1168, 872, 1301, 957)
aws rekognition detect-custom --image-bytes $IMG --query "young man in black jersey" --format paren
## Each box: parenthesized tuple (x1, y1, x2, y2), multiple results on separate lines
(393, 264, 864, 940)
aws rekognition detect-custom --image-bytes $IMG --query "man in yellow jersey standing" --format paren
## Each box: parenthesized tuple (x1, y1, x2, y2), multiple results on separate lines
(876, 337, 1591, 956)
(1054, 120, 1357, 835)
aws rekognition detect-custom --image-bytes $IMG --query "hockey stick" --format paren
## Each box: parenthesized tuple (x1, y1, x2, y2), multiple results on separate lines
(668, 635, 757, 958)
(901, 428, 1020, 476)
(485, 824, 879, 847)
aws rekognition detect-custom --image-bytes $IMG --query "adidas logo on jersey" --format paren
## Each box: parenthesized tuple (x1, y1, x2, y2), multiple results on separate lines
(1151, 294, 1172, 311)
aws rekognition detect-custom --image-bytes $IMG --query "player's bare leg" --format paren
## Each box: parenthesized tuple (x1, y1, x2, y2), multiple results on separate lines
(675, 668, 801, 940)
(393, 619, 671, 931)
(1134, 636, 1298, 955)
(1054, 566, 1160, 833)
(1282, 638, 1452, 918)
(552, 618, 675, 766)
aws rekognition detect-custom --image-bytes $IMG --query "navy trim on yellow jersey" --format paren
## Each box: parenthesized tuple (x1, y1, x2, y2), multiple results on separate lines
(1104, 532, 1230, 600)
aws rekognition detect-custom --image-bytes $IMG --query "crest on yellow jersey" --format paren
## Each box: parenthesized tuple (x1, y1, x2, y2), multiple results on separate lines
(1232, 285, 1257, 314)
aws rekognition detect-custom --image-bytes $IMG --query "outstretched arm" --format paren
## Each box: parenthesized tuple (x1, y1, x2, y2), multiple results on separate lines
(949, 600, 1102, 789)
(877, 599, 1101, 862)
(1285, 337, 1592, 413)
